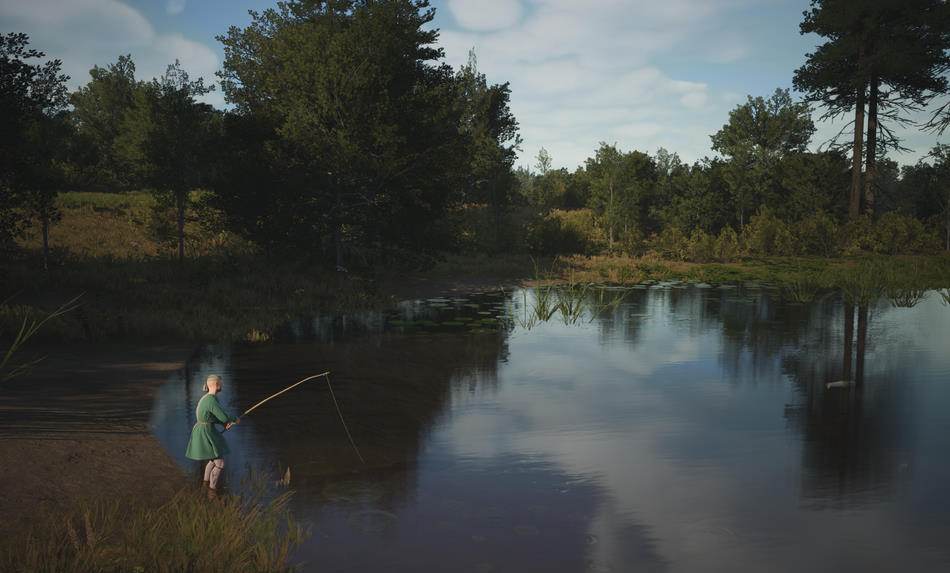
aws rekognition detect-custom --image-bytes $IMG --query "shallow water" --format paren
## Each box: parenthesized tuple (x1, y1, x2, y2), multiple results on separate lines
(151, 284, 950, 572)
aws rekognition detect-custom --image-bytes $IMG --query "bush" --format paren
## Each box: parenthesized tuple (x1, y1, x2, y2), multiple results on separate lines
(714, 226, 740, 262)
(656, 226, 688, 260)
(618, 226, 646, 257)
(742, 207, 796, 256)
(525, 209, 592, 255)
(871, 212, 936, 254)
(796, 211, 839, 257)
(685, 229, 716, 262)
(837, 215, 874, 255)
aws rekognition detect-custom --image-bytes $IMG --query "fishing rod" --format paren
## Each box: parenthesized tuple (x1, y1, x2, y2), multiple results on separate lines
(225, 371, 365, 464)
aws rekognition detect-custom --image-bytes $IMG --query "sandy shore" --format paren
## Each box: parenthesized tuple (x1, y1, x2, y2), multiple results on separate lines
(0, 343, 194, 539)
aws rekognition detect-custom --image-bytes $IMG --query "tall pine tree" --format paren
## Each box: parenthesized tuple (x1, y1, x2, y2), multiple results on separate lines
(794, 0, 950, 218)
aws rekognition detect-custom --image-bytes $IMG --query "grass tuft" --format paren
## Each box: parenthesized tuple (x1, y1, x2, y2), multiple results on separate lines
(1, 472, 309, 573)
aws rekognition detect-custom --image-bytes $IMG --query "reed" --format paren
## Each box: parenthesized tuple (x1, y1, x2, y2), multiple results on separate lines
(780, 266, 828, 303)
(1, 293, 82, 382)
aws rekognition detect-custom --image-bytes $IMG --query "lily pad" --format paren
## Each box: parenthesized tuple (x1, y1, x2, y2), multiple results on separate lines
(478, 507, 505, 520)
(514, 524, 539, 536)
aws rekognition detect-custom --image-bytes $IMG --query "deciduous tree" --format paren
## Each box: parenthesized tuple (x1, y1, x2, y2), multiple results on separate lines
(0, 33, 70, 249)
(710, 88, 814, 227)
(70, 55, 141, 190)
(117, 60, 217, 264)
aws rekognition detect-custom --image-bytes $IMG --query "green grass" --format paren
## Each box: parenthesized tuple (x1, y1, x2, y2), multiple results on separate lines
(56, 191, 157, 212)
(1, 474, 308, 573)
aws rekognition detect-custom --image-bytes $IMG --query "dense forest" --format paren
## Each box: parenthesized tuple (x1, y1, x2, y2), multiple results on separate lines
(3, 0, 950, 273)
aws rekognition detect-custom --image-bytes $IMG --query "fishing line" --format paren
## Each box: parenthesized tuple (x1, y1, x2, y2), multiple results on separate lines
(324, 373, 365, 464)
(229, 371, 365, 464)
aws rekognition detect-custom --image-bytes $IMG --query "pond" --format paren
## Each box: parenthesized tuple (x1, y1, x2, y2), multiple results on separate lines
(150, 283, 950, 573)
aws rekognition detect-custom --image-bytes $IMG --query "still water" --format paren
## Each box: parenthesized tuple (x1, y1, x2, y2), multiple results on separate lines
(151, 283, 950, 572)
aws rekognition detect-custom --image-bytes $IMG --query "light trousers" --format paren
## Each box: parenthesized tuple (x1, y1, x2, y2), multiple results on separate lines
(203, 457, 225, 489)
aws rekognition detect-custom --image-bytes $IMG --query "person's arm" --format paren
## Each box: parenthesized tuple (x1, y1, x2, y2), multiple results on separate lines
(208, 396, 238, 425)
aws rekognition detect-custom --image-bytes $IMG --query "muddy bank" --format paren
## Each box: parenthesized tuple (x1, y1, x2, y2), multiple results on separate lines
(0, 343, 194, 539)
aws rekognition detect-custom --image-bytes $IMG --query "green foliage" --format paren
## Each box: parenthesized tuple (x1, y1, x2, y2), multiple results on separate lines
(525, 209, 592, 255)
(837, 215, 875, 254)
(742, 207, 796, 256)
(116, 60, 217, 263)
(714, 226, 740, 263)
(657, 226, 688, 260)
(685, 226, 741, 263)
(685, 229, 716, 262)
(796, 211, 839, 256)
(215, 0, 484, 265)
(710, 88, 815, 226)
(870, 211, 936, 254)
(618, 226, 646, 257)
(0, 33, 71, 247)
(70, 54, 140, 191)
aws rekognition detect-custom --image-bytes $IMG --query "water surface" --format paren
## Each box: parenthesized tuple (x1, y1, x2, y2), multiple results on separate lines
(151, 283, 950, 572)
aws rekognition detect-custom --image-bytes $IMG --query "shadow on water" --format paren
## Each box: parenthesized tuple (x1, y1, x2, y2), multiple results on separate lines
(150, 285, 950, 572)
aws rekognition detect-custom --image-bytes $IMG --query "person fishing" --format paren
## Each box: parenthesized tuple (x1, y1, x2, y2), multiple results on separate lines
(185, 374, 239, 499)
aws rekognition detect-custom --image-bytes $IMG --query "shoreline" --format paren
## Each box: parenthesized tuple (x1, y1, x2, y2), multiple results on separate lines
(0, 343, 195, 540)
(0, 277, 529, 542)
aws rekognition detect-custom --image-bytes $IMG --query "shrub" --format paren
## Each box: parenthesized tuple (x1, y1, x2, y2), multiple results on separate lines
(618, 227, 646, 257)
(685, 229, 716, 262)
(742, 207, 796, 256)
(714, 226, 740, 262)
(525, 209, 592, 255)
(871, 212, 936, 254)
(656, 226, 688, 260)
(837, 215, 874, 255)
(796, 211, 839, 257)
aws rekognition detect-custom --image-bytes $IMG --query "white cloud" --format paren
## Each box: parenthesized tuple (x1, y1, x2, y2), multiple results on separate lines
(448, 0, 522, 31)
(166, 0, 185, 16)
(0, 0, 221, 107)
(433, 0, 755, 168)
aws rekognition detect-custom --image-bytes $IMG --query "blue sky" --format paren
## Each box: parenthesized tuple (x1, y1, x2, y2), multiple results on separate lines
(2, 0, 946, 170)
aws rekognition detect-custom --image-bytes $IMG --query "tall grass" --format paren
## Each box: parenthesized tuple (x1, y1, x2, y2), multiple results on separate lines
(1, 474, 309, 573)
(1, 293, 82, 382)
(508, 258, 626, 329)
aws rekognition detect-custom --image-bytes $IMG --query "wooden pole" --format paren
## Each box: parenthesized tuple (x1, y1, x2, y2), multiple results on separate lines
(241, 372, 330, 417)
(232, 371, 365, 464)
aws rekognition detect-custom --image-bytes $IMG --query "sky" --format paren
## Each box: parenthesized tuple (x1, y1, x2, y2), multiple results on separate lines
(2, 0, 947, 171)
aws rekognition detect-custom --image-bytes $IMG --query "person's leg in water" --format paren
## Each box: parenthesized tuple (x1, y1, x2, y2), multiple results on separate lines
(204, 458, 225, 498)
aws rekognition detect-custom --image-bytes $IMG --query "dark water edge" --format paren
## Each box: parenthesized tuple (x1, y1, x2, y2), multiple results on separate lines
(151, 283, 950, 572)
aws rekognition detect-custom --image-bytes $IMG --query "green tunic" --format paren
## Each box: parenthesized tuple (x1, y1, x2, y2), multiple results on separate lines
(185, 394, 237, 460)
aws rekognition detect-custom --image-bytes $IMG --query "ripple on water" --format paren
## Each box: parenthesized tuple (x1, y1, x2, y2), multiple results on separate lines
(322, 480, 383, 503)
(347, 509, 398, 533)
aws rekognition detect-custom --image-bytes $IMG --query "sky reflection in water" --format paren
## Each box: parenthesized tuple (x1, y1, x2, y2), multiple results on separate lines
(151, 284, 950, 572)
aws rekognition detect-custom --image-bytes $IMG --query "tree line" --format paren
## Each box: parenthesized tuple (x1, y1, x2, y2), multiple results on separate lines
(1, 0, 520, 270)
(2, 0, 949, 273)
